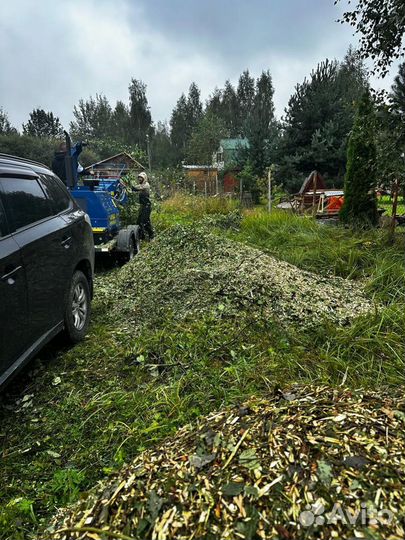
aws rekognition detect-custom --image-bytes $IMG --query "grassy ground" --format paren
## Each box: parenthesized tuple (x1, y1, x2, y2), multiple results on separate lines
(378, 194, 405, 216)
(1, 195, 404, 539)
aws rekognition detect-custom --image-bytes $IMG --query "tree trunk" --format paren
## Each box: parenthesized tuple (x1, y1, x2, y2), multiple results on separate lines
(388, 178, 399, 245)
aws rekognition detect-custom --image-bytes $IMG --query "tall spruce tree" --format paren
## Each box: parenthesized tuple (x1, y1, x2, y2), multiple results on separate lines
(390, 62, 405, 144)
(128, 79, 153, 150)
(206, 88, 224, 118)
(151, 121, 175, 168)
(340, 91, 378, 227)
(186, 82, 203, 133)
(23, 108, 63, 138)
(279, 51, 369, 191)
(237, 70, 255, 135)
(170, 83, 203, 162)
(283, 60, 340, 159)
(111, 100, 130, 143)
(391, 62, 405, 114)
(170, 93, 189, 161)
(206, 81, 240, 137)
(245, 71, 276, 177)
(0, 108, 17, 134)
(222, 80, 240, 137)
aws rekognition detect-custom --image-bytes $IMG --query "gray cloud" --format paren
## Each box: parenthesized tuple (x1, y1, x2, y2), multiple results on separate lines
(0, 0, 398, 131)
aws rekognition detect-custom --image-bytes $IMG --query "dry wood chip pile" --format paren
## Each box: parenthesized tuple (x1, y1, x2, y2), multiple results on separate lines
(102, 226, 373, 330)
(45, 386, 405, 540)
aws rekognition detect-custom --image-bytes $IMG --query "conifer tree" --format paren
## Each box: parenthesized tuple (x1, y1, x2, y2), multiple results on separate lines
(0, 108, 17, 134)
(23, 108, 63, 138)
(186, 82, 203, 132)
(237, 70, 255, 135)
(170, 93, 189, 161)
(390, 62, 405, 145)
(340, 91, 378, 227)
(128, 79, 153, 150)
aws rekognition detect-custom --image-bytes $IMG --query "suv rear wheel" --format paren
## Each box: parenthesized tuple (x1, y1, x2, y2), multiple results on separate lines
(64, 270, 91, 343)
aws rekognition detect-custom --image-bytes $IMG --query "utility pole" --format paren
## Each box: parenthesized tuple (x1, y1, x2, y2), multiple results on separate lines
(267, 166, 272, 212)
(312, 171, 318, 217)
(146, 134, 151, 173)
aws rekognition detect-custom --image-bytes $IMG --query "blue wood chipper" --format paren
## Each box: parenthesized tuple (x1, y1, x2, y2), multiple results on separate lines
(61, 132, 140, 262)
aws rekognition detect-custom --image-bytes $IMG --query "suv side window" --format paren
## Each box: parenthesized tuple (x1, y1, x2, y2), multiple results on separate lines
(0, 177, 52, 230)
(39, 174, 72, 215)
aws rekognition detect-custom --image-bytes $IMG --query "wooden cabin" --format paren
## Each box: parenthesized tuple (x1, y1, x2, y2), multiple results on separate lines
(84, 153, 145, 178)
(183, 165, 219, 195)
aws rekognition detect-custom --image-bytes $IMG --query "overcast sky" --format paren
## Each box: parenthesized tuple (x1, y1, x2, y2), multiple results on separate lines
(0, 0, 399, 131)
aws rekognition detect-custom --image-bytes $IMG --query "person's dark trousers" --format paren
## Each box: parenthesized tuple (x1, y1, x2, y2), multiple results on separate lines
(137, 203, 154, 240)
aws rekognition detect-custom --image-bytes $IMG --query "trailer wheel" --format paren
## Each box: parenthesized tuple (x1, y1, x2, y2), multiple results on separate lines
(116, 226, 140, 264)
(119, 234, 139, 264)
(128, 235, 136, 260)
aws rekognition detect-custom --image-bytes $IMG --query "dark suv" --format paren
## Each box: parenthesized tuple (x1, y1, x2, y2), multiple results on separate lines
(0, 154, 94, 388)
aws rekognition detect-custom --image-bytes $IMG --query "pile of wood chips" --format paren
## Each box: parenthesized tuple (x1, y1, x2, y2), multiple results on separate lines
(45, 386, 405, 540)
(100, 225, 373, 332)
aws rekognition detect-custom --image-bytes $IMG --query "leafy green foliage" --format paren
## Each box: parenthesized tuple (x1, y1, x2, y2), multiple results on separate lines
(237, 161, 261, 203)
(0, 133, 58, 166)
(70, 93, 112, 141)
(50, 469, 86, 505)
(157, 193, 240, 223)
(69, 87, 149, 162)
(187, 111, 228, 164)
(340, 91, 379, 227)
(337, 0, 405, 75)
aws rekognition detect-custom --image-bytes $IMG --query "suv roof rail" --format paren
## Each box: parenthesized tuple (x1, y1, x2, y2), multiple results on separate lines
(0, 153, 50, 171)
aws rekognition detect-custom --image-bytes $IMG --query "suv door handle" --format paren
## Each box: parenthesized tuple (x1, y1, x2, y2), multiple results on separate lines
(61, 236, 72, 249)
(1, 265, 22, 285)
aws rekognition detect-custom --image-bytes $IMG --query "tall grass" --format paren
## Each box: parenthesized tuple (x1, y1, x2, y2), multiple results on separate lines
(231, 208, 405, 302)
(378, 195, 405, 216)
(154, 193, 240, 231)
(160, 193, 239, 217)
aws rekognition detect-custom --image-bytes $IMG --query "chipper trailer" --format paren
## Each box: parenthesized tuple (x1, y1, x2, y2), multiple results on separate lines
(60, 131, 140, 262)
